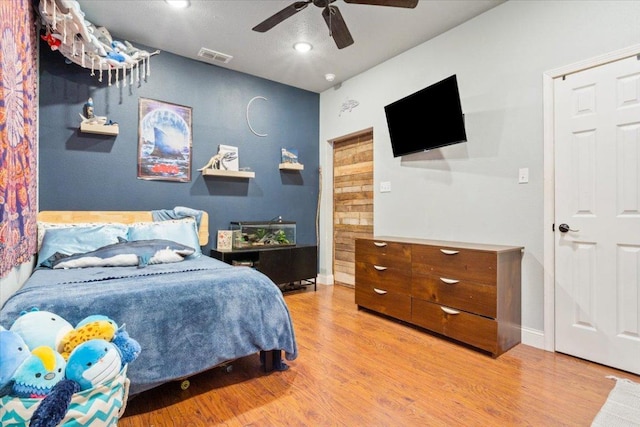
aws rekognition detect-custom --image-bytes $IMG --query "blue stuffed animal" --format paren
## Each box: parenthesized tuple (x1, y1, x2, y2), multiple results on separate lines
(10, 346, 66, 398)
(10, 308, 73, 351)
(66, 339, 122, 390)
(112, 326, 141, 366)
(0, 329, 30, 396)
(14, 312, 141, 427)
(29, 339, 123, 427)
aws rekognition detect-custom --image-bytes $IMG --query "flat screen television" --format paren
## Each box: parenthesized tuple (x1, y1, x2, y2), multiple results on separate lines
(384, 74, 467, 157)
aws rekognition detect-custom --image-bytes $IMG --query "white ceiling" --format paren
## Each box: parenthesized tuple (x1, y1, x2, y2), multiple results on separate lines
(75, 0, 504, 93)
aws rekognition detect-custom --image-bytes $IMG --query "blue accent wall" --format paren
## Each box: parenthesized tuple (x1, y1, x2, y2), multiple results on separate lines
(38, 41, 320, 254)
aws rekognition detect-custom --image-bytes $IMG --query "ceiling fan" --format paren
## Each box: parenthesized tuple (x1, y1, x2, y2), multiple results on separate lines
(252, 0, 419, 50)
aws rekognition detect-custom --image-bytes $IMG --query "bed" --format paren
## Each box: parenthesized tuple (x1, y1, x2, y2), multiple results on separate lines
(0, 210, 298, 396)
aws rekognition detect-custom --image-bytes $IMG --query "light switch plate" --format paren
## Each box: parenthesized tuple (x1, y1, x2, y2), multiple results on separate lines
(518, 168, 529, 184)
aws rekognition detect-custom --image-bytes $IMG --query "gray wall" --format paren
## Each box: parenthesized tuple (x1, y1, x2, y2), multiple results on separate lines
(38, 41, 320, 254)
(318, 0, 640, 345)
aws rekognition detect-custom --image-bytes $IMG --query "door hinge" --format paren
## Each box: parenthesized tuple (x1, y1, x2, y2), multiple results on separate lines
(552, 223, 555, 232)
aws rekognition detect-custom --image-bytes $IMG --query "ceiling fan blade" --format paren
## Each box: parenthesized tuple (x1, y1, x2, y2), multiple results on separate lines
(343, 0, 418, 8)
(322, 5, 354, 49)
(252, 1, 312, 32)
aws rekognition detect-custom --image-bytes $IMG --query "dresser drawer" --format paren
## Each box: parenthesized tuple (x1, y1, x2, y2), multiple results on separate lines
(412, 245, 497, 285)
(355, 239, 412, 270)
(411, 299, 498, 355)
(355, 285, 412, 322)
(356, 261, 411, 295)
(412, 273, 496, 318)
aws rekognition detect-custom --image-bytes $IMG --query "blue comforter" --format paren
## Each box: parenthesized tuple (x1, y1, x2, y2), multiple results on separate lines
(0, 256, 297, 395)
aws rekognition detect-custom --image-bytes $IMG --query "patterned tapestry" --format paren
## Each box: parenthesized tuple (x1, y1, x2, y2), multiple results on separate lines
(0, 0, 38, 277)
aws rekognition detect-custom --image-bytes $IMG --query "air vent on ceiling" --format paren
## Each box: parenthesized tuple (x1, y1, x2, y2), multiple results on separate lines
(197, 47, 233, 64)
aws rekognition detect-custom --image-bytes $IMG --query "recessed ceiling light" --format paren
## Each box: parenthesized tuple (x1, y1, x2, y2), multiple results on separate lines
(293, 42, 312, 53)
(166, 0, 189, 9)
(325, 73, 336, 82)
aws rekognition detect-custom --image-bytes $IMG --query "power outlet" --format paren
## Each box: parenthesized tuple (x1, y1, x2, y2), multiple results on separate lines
(380, 181, 391, 193)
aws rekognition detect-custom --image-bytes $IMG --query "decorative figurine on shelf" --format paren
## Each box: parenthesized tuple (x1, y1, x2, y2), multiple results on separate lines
(281, 148, 299, 164)
(279, 147, 303, 170)
(198, 152, 237, 171)
(78, 98, 118, 135)
(79, 98, 108, 125)
(198, 145, 239, 171)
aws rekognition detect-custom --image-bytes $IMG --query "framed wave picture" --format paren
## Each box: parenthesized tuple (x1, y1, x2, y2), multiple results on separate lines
(137, 98, 192, 182)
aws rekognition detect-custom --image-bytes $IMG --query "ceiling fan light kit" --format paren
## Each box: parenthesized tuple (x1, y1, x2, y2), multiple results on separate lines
(165, 0, 190, 9)
(293, 42, 313, 53)
(253, 0, 418, 50)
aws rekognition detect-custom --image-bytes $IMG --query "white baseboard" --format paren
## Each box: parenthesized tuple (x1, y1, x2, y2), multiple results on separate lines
(317, 274, 334, 285)
(521, 326, 545, 350)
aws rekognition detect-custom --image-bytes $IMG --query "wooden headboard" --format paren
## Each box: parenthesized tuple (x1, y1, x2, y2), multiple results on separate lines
(37, 211, 210, 246)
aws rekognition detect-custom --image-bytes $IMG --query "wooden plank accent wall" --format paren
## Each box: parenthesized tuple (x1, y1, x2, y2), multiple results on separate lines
(333, 129, 373, 285)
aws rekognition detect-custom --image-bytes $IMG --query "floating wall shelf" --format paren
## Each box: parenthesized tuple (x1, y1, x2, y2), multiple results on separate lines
(279, 163, 304, 171)
(80, 123, 119, 135)
(201, 169, 255, 179)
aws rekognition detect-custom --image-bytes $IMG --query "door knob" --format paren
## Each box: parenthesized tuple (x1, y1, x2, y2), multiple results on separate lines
(558, 223, 579, 233)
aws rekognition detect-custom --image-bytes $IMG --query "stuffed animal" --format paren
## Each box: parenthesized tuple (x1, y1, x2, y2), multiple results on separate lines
(58, 315, 118, 360)
(110, 41, 137, 65)
(11, 346, 66, 398)
(112, 326, 141, 366)
(10, 308, 73, 351)
(121, 40, 144, 60)
(80, 21, 110, 57)
(28, 379, 80, 427)
(77, 314, 117, 330)
(0, 330, 30, 396)
(29, 339, 122, 427)
(65, 339, 122, 391)
(5, 311, 140, 427)
(41, 33, 62, 51)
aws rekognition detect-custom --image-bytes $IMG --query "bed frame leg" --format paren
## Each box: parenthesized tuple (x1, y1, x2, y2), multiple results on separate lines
(260, 350, 289, 372)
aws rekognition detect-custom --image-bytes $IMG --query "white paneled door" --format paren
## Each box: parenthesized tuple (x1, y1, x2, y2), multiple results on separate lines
(554, 54, 640, 374)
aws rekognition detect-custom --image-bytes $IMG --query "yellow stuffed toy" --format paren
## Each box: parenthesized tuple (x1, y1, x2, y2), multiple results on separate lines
(57, 316, 117, 360)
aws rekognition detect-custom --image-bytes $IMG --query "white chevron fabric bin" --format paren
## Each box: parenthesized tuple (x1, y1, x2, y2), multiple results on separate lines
(0, 366, 129, 427)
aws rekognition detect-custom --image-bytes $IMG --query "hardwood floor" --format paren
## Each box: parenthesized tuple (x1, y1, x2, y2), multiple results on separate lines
(118, 284, 639, 426)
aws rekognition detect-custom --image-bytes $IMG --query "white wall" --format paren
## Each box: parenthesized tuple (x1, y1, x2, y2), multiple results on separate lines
(318, 0, 640, 347)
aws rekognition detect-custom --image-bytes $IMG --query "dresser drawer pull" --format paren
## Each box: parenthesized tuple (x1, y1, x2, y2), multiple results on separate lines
(373, 288, 388, 295)
(373, 265, 388, 271)
(441, 307, 461, 315)
(374, 241, 387, 247)
(440, 277, 459, 285)
(440, 249, 459, 255)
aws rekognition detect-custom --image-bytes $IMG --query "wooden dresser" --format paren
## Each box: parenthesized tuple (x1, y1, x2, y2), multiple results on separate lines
(355, 237, 523, 356)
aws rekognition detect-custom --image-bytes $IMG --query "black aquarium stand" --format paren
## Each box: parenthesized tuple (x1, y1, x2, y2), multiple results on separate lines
(211, 245, 317, 292)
